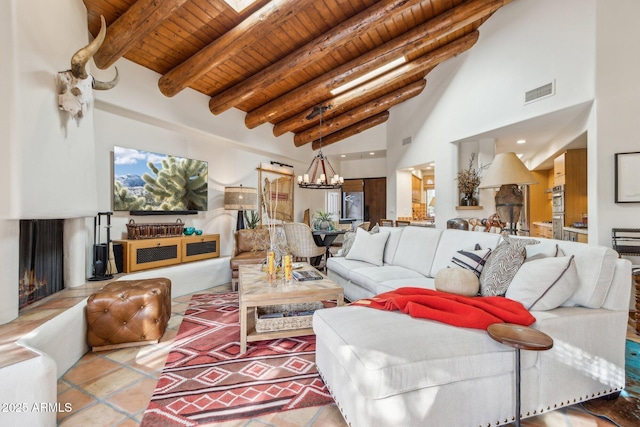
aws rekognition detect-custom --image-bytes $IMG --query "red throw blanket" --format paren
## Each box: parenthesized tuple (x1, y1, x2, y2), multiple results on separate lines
(352, 287, 535, 330)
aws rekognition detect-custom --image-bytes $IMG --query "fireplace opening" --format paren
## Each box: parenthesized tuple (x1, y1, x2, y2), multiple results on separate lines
(19, 219, 64, 310)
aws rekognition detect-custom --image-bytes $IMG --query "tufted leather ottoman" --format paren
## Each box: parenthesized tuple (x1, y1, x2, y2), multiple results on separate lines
(86, 278, 171, 351)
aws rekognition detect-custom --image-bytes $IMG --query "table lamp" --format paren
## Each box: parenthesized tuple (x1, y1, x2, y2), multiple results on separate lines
(478, 152, 538, 234)
(224, 185, 258, 230)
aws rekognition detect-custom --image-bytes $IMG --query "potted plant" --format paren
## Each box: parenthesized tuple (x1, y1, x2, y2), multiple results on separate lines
(243, 210, 260, 229)
(313, 209, 334, 230)
(456, 153, 484, 206)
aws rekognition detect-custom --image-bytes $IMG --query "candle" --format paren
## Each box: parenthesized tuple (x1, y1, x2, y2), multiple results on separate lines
(283, 254, 292, 281)
(320, 173, 326, 182)
(298, 175, 302, 183)
(303, 174, 309, 183)
(267, 251, 275, 275)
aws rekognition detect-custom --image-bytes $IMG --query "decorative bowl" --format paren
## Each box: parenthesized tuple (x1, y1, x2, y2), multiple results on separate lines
(184, 227, 196, 235)
(195, 229, 203, 235)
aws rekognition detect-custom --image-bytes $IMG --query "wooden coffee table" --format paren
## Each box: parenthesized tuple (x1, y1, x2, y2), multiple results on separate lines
(238, 263, 344, 353)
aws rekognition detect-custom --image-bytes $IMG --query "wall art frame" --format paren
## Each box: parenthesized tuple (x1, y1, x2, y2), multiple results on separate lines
(615, 151, 640, 203)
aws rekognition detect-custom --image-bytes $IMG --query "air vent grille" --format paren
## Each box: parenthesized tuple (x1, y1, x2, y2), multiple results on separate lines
(525, 81, 555, 104)
(402, 136, 412, 146)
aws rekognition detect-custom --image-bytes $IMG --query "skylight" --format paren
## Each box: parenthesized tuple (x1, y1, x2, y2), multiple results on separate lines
(223, 0, 259, 13)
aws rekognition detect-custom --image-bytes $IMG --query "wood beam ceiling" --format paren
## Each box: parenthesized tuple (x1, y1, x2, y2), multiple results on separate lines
(84, 0, 512, 149)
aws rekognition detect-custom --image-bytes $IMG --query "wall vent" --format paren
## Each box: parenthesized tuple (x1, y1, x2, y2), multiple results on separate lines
(402, 136, 412, 146)
(524, 81, 555, 104)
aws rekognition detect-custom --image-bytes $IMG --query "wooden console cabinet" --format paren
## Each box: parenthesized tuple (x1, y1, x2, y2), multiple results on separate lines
(116, 234, 220, 273)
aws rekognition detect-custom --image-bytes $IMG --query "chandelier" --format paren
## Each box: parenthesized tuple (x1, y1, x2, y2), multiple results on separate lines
(297, 105, 343, 189)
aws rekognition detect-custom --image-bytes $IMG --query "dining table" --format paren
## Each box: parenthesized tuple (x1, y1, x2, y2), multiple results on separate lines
(312, 229, 347, 262)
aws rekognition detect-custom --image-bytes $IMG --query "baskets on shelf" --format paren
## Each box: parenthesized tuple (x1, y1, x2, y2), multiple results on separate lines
(126, 219, 185, 240)
(255, 302, 324, 333)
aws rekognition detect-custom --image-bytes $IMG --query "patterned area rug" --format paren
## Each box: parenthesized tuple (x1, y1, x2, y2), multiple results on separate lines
(579, 339, 640, 426)
(140, 292, 333, 426)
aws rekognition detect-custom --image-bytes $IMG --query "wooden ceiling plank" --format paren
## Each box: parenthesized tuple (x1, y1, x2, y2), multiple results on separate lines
(310, 111, 391, 150)
(247, 0, 504, 129)
(207, 0, 424, 114)
(273, 30, 479, 136)
(93, 0, 191, 69)
(158, 0, 303, 98)
(294, 79, 426, 146)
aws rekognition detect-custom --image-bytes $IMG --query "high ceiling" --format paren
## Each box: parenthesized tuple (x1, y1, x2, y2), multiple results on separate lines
(82, 0, 512, 150)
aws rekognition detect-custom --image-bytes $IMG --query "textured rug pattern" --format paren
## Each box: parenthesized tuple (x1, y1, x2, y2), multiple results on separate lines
(140, 292, 333, 426)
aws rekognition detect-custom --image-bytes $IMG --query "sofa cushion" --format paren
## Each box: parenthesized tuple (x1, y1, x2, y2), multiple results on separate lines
(235, 228, 270, 253)
(430, 230, 501, 277)
(556, 242, 619, 308)
(376, 276, 435, 294)
(313, 306, 535, 400)
(229, 250, 268, 269)
(435, 268, 479, 296)
(392, 226, 442, 277)
(326, 256, 374, 279)
(380, 226, 404, 265)
(348, 266, 425, 295)
(346, 228, 390, 266)
(506, 255, 578, 310)
(479, 234, 539, 296)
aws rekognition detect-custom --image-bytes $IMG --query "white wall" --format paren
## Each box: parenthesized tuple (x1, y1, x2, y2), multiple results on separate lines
(593, 0, 640, 246)
(0, 0, 328, 323)
(386, 0, 599, 229)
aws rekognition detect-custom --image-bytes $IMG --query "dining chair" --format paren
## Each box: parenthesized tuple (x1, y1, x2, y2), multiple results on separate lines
(379, 219, 395, 227)
(396, 220, 411, 227)
(283, 222, 326, 269)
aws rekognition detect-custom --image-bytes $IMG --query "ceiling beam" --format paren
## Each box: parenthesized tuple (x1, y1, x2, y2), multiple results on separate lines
(311, 112, 391, 150)
(93, 0, 191, 69)
(245, 0, 509, 130)
(157, 0, 300, 97)
(273, 30, 479, 137)
(207, 0, 423, 114)
(294, 80, 426, 147)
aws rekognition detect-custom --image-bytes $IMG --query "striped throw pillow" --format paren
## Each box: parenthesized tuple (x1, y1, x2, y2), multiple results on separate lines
(449, 247, 492, 277)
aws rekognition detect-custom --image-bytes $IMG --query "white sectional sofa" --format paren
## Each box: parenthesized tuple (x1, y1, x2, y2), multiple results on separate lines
(314, 226, 631, 427)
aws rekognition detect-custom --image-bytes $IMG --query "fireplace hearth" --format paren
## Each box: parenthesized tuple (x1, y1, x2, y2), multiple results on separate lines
(19, 219, 64, 309)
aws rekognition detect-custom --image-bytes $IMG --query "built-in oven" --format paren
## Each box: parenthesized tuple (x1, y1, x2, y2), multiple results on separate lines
(551, 185, 565, 214)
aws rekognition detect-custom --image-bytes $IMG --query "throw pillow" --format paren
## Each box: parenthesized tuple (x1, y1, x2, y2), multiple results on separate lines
(435, 268, 479, 296)
(345, 228, 389, 266)
(339, 231, 357, 257)
(525, 243, 564, 262)
(340, 224, 380, 257)
(506, 255, 578, 310)
(448, 246, 492, 277)
(479, 233, 540, 296)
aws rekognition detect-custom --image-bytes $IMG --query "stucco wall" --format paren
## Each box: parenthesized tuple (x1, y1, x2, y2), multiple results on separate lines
(385, 0, 620, 237)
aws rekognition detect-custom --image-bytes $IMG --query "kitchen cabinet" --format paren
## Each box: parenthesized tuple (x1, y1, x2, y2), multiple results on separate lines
(553, 153, 566, 186)
(563, 227, 588, 243)
(531, 222, 553, 239)
(555, 149, 587, 227)
(411, 175, 422, 203)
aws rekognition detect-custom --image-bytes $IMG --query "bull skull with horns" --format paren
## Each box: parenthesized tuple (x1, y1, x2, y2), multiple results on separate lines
(57, 16, 119, 126)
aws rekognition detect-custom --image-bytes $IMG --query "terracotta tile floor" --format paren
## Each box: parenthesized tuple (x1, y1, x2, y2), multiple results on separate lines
(1, 280, 637, 426)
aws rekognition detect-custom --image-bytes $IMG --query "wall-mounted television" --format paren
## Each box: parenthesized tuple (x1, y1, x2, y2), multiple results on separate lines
(113, 146, 208, 214)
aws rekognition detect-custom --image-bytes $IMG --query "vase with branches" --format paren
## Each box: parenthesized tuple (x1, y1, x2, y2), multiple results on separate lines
(456, 153, 485, 206)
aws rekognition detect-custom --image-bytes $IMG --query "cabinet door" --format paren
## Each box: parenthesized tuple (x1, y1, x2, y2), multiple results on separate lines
(553, 153, 566, 186)
(123, 237, 182, 272)
(181, 234, 220, 262)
